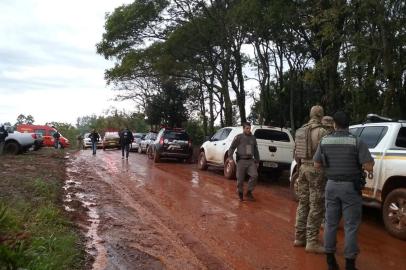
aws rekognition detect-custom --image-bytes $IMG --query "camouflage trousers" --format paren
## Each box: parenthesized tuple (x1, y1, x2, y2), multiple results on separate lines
(294, 163, 326, 244)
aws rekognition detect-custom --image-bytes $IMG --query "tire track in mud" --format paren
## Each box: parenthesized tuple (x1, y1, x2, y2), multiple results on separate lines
(69, 151, 226, 270)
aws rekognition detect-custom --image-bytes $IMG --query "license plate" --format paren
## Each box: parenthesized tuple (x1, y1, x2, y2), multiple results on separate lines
(263, 161, 278, 168)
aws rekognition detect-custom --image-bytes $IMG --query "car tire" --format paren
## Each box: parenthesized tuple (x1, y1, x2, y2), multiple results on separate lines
(290, 169, 299, 202)
(4, 142, 20, 155)
(197, 152, 208, 170)
(153, 151, 160, 163)
(224, 159, 236, 179)
(382, 188, 406, 240)
(147, 146, 154, 159)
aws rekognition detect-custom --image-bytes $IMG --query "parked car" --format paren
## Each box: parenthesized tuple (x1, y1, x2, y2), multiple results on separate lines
(289, 114, 406, 240)
(3, 126, 37, 154)
(138, 132, 157, 154)
(102, 131, 120, 150)
(17, 124, 70, 148)
(83, 132, 102, 149)
(130, 133, 146, 152)
(148, 128, 193, 163)
(198, 125, 295, 179)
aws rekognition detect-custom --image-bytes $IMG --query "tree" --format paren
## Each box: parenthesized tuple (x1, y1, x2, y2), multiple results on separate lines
(15, 114, 35, 126)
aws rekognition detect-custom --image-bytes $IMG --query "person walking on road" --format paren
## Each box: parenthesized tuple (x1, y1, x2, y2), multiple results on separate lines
(120, 127, 134, 159)
(314, 111, 374, 270)
(293, 105, 328, 253)
(77, 134, 84, 150)
(53, 130, 61, 149)
(228, 122, 259, 201)
(89, 129, 100, 155)
(0, 124, 9, 155)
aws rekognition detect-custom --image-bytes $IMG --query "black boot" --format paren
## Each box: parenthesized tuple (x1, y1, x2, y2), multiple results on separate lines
(326, 253, 339, 270)
(246, 191, 255, 201)
(238, 191, 243, 201)
(345, 258, 357, 270)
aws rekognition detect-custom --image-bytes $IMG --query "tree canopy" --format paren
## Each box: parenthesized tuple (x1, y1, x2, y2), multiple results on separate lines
(97, 0, 406, 133)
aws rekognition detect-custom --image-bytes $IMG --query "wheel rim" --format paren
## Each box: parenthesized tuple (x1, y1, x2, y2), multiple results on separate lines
(387, 198, 406, 230)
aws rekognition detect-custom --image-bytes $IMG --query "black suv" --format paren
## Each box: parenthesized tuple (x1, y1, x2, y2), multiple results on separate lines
(149, 128, 193, 163)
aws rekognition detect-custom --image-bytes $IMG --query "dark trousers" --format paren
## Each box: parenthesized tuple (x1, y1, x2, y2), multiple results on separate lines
(324, 180, 362, 259)
(236, 159, 258, 193)
(121, 144, 130, 158)
(92, 142, 97, 155)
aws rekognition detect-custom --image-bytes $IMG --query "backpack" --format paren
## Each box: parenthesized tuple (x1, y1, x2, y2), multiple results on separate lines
(295, 123, 322, 160)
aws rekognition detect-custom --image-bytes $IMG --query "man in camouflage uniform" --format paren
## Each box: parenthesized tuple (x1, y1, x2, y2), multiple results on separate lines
(294, 105, 328, 253)
(322, 116, 334, 134)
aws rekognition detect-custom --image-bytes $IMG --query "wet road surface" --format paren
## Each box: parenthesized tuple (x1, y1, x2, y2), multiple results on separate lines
(66, 150, 406, 270)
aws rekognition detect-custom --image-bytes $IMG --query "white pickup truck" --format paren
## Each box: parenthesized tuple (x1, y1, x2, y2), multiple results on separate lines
(198, 125, 295, 179)
(4, 127, 37, 154)
(290, 115, 406, 240)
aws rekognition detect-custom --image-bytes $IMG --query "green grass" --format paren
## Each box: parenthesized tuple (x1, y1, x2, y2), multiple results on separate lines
(0, 177, 84, 270)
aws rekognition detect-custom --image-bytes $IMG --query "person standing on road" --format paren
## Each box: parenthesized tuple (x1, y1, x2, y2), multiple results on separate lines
(120, 127, 134, 159)
(0, 124, 9, 155)
(314, 111, 374, 270)
(89, 129, 100, 155)
(293, 105, 328, 253)
(228, 122, 259, 201)
(77, 134, 84, 150)
(53, 130, 61, 149)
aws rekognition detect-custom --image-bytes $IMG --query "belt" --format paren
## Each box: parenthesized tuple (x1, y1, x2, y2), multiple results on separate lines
(239, 157, 253, 160)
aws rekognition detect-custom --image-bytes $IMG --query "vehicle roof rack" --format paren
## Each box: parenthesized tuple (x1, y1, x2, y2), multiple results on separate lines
(365, 114, 406, 123)
(366, 114, 393, 123)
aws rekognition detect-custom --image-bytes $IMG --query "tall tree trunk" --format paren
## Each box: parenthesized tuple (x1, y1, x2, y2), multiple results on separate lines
(220, 48, 233, 126)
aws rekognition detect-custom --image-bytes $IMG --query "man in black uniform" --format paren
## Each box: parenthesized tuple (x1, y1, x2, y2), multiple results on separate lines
(0, 124, 9, 155)
(314, 111, 374, 270)
(120, 127, 134, 159)
(228, 122, 259, 201)
(89, 129, 100, 155)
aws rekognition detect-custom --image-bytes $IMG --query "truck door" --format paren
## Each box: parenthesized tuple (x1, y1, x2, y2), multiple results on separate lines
(205, 129, 224, 163)
(212, 128, 232, 164)
(357, 126, 388, 199)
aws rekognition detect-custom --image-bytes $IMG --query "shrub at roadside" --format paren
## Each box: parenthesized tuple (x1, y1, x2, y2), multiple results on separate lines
(0, 149, 85, 270)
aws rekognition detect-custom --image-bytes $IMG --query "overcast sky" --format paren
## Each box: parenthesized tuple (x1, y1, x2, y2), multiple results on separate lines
(0, 0, 134, 126)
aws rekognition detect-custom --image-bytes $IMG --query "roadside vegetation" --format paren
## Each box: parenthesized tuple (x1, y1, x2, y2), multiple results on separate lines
(0, 149, 86, 270)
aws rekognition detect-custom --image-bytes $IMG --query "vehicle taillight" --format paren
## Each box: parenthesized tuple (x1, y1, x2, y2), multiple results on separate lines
(159, 137, 164, 145)
(31, 134, 37, 139)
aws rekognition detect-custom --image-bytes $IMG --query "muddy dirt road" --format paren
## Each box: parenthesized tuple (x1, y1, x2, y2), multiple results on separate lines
(66, 150, 405, 270)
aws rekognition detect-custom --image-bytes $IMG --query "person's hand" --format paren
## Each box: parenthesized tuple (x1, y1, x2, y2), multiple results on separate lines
(255, 161, 259, 168)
